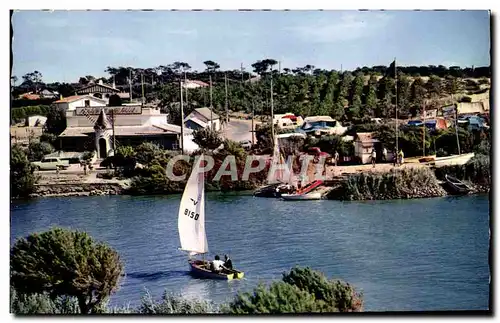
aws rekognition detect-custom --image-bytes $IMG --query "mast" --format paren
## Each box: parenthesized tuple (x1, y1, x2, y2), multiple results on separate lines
(180, 77, 185, 154)
(394, 57, 398, 155)
(184, 70, 189, 112)
(111, 108, 116, 153)
(225, 73, 229, 125)
(250, 73, 255, 146)
(209, 75, 213, 130)
(270, 65, 275, 148)
(129, 68, 133, 101)
(141, 73, 145, 104)
(453, 95, 461, 155)
(423, 104, 426, 156)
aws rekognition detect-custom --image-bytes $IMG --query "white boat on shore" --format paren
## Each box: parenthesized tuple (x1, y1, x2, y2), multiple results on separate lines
(434, 153, 475, 167)
(281, 192, 323, 201)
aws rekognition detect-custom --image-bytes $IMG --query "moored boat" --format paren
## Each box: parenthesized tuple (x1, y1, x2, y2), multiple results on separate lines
(281, 192, 323, 201)
(444, 174, 472, 195)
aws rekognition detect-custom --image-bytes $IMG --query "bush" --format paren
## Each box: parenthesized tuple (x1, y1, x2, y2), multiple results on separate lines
(225, 282, 319, 314)
(192, 128, 224, 150)
(27, 141, 55, 162)
(282, 267, 363, 312)
(10, 227, 124, 314)
(330, 167, 446, 200)
(10, 287, 80, 314)
(136, 290, 219, 314)
(225, 266, 363, 314)
(11, 145, 37, 199)
(134, 142, 161, 165)
(39, 132, 57, 145)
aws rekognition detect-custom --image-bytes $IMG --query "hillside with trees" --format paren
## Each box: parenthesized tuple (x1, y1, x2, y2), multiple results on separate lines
(12, 61, 490, 125)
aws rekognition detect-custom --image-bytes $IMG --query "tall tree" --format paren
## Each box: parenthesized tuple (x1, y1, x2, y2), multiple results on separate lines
(11, 145, 37, 198)
(203, 61, 220, 74)
(349, 73, 364, 118)
(10, 228, 124, 314)
(410, 77, 427, 116)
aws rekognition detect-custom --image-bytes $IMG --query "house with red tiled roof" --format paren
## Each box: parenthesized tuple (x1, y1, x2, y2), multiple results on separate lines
(18, 92, 41, 100)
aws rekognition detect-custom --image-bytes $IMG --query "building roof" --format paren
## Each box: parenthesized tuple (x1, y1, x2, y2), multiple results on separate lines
(303, 116, 335, 123)
(188, 107, 220, 122)
(76, 82, 120, 94)
(94, 109, 111, 130)
(355, 132, 378, 142)
(54, 95, 107, 104)
(19, 93, 41, 100)
(185, 116, 208, 128)
(457, 102, 487, 115)
(59, 124, 192, 138)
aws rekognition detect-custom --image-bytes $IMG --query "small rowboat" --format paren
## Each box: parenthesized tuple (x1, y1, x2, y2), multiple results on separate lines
(444, 174, 472, 195)
(188, 259, 244, 280)
(281, 192, 322, 201)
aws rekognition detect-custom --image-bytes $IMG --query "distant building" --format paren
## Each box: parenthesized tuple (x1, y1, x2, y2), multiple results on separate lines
(18, 92, 41, 100)
(76, 80, 130, 103)
(181, 80, 209, 89)
(40, 89, 60, 99)
(53, 95, 108, 111)
(58, 104, 198, 158)
(184, 107, 221, 131)
(354, 132, 380, 164)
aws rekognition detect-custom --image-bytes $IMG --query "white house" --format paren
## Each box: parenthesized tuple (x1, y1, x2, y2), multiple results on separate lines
(354, 132, 380, 164)
(53, 95, 108, 112)
(58, 104, 198, 158)
(184, 107, 221, 131)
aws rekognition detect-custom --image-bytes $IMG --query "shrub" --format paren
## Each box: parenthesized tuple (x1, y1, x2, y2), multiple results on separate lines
(10, 287, 80, 314)
(11, 145, 37, 198)
(39, 132, 57, 145)
(331, 167, 446, 200)
(192, 128, 224, 150)
(225, 282, 319, 314)
(10, 227, 124, 314)
(134, 142, 161, 165)
(136, 290, 218, 314)
(282, 267, 363, 312)
(27, 141, 54, 162)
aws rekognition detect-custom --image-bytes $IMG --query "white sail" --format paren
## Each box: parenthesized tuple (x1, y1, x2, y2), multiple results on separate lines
(178, 155, 208, 255)
(269, 136, 292, 184)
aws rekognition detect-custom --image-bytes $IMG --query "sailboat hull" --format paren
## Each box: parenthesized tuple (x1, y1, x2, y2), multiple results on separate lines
(188, 259, 244, 280)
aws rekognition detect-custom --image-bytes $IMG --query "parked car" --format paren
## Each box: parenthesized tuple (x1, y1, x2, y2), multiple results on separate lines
(32, 157, 70, 171)
(239, 140, 253, 150)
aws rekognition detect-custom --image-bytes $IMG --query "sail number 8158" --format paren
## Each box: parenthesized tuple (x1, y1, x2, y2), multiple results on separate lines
(184, 208, 199, 220)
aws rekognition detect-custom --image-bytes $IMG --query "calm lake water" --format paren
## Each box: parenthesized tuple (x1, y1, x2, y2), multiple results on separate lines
(10, 193, 490, 312)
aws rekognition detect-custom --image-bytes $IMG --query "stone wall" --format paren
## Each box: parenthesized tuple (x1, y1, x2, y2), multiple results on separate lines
(30, 183, 124, 198)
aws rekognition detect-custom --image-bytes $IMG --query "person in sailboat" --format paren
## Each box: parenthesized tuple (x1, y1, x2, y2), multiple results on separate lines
(211, 255, 226, 273)
(224, 254, 233, 270)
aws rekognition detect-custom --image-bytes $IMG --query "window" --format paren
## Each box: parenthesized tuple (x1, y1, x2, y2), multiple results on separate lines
(84, 100, 90, 107)
(172, 142, 179, 150)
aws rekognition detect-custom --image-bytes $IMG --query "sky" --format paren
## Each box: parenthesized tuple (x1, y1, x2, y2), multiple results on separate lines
(11, 10, 491, 83)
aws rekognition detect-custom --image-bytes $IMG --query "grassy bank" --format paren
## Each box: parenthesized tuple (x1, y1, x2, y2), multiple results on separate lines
(328, 167, 447, 201)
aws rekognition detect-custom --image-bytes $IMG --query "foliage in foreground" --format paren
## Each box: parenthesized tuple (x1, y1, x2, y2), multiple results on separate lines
(225, 267, 363, 314)
(330, 167, 446, 201)
(10, 227, 124, 314)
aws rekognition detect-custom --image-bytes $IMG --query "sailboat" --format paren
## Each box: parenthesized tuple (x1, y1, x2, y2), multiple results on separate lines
(178, 154, 244, 280)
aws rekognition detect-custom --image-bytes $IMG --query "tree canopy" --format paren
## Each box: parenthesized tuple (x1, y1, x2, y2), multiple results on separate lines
(10, 227, 124, 314)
